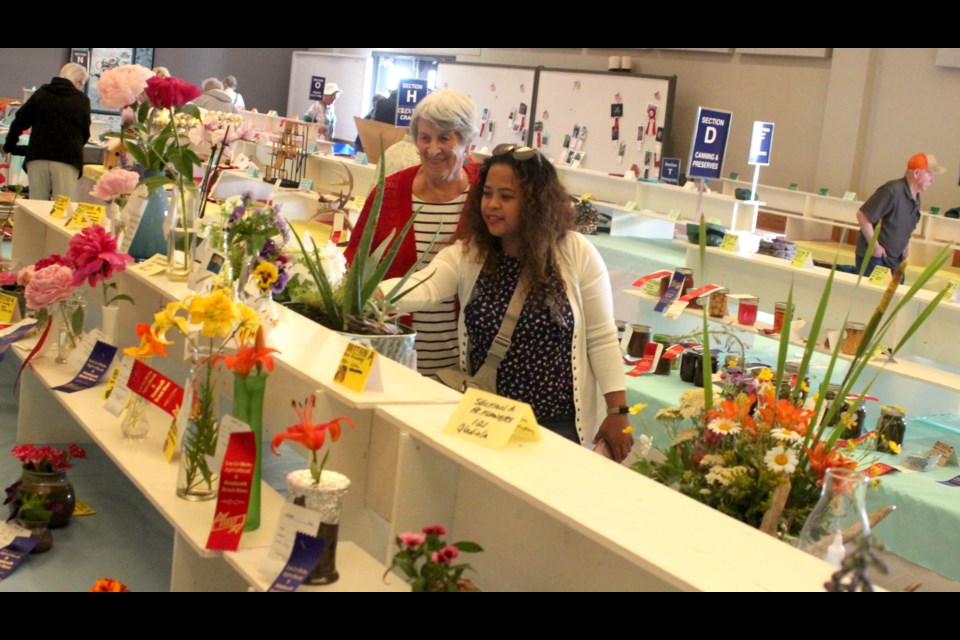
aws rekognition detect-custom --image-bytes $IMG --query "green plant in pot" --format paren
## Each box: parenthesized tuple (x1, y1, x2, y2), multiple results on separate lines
(14, 492, 54, 554)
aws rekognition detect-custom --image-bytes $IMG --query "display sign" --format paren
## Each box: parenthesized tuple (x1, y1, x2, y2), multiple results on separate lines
(747, 121, 774, 166)
(308, 76, 326, 101)
(395, 78, 428, 127)
(720, 233, 739, 252)
(790, 248, 813, 269)
(867, 266, 892, 286)
(0, 293, 17, 323)
(668, 209, 683, 220)
(443, 388, 540, 450)
(334, 342, 382, 393)
(50, 195, 70, 217)
(661, 158, 681, 185)
(688, 107, 732, 180)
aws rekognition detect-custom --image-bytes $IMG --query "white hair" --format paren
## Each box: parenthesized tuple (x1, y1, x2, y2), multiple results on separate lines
(59, 63, 88, 87)
(410, 90, 480, 146)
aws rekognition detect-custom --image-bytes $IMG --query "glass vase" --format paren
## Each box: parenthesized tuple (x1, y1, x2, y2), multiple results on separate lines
(56, 294, 86, 364)
(285, 469, 350, 585)
(120, 393, 151, 440)
(166, 184, 199, 282)
(233, 371, 267, 532)
(796, 468, 871, 569)
(17, 468, 76, 529)
(177, 348, 220, 501)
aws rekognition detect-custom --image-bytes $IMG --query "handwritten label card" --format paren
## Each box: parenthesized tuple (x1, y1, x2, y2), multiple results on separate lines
(210, 415, 251, 476)
(946, 280, 960, 304)
(260, 502, 323, 583)
(868, 266, 892, 287)
(333, 342, 382, 393)
(667, 209, 682, 221)
(720, 233, 739, 252)
(298, 178, 314, 191)
(443, 388, 540, 450)
(104, 357, 135, 415)
(790, 248, 813, 270)
(0, 293, 18, 323)
(843, 191, 857, 201)
(50, 195, 71, 217)
(933, 441, 956, 467)
(232, 153, 251, 170)
(132, 254, 168, 275)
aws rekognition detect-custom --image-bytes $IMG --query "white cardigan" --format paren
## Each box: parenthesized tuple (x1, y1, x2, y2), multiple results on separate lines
(385, 233, 625, 445)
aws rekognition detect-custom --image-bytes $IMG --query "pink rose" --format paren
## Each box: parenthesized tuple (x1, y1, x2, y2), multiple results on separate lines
(67, 225, 134, 288)
(399, 533, 425, 548)
(421, 525, 447, 536)
(25, 265, 75, 309)
(97, 64, 154, 111)
(16, 266, 34, 288)
(91, 168, 140, 202)
(430, 546, 459, 566)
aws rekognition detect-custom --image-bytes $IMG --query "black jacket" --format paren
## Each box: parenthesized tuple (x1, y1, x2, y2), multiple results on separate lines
(3, 77, 91, 174)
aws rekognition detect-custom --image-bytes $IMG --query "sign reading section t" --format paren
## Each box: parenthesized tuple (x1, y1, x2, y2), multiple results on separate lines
(395, 78, 428, 127)
(688, 107, 732, 180)
(748, 121, 775, 166)
(661, 158, 681, 185)
(309, 76, 326, 101)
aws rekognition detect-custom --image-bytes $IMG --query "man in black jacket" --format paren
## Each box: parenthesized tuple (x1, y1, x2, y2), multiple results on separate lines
(3, 62, 91, 201)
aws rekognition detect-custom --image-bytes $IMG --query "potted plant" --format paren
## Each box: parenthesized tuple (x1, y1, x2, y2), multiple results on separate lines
(13, 492, 54, 554)
(7, 443, 85, 528)
(386, 524, 483, 592)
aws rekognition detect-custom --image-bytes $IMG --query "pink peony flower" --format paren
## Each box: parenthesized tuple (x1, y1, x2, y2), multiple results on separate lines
(66, 225, 134, 288)
(34, 253, 74, 271)
(399, 533, 425, 548)
(97, 64, 154, 111)
(0, 271, 17, 286)
(121, 106, 136, 126)
(25, 265, 75, 310)
(144, 76, 201, 110)
(91, 168, 140, 202)
(16, 265, 34, 288)
(430, 546, 459, 566)
(422, 524, 447, 536)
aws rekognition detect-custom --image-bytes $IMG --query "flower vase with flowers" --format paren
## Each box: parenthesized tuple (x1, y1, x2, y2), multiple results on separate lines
(5, 443, 86, 528)
(22, 261, 77, 364)
(90, 167, 140, 230)
(66, 224, 134, 346)
(271, 395, 354, 584)
(387, 524, 483, 592)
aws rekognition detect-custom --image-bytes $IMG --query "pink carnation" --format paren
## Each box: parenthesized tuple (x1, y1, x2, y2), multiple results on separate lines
(144, 76, 201, 110)
(25, 265, 75, 310)
(399, 533, 425, 548)
(0, 271, 17, 286)
(422, 524, 447, 536)
(97, 64, 154, 110)
(34, 253, 74, 271)
(91, 168, 140, 202)
(430, 546, 459, 566)
(66, 225, 134, 288)
(16, 266, 34, 287)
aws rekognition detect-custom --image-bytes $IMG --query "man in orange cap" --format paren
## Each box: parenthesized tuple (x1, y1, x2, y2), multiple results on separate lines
(855, 152, 947, 278)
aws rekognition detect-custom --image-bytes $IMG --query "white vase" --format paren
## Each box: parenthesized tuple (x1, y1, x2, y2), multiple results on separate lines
(101, 303, 120, 346)
(285, 469, 350, 585)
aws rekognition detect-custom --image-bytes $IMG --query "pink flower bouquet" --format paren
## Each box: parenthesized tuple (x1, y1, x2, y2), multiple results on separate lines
(24, 265, 75, 310)
(90, 168, 140, 203)
(66, 225, 134, 307)
(97, 64, 154, 111)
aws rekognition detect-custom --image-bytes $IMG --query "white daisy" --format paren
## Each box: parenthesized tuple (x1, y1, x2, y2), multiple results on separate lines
(707, 417, 741, 436)
(764, 446, 798, 474)
(771, 427, 802, 443)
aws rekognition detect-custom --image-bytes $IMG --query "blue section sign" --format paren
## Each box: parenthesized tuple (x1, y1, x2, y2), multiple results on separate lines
(309, 76, 326, 101)
(395, 78, 428, 127)
(748, 121, 775, 166)
(688, 107, 733, 180)
(661, 158, 681, 185)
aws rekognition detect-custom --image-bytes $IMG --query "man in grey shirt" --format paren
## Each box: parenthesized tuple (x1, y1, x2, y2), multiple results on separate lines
(855, 152, 946, 279)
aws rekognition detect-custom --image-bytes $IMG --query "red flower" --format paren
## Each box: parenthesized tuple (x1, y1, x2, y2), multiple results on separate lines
(430, 546, 459, 565)
(422, 524, 447, 537)
(35, 253, 75, 271)
(144, 76, 201, 109)
(66, 225, 133, 288)
(399, 532, 426, 548)
(271, 395, 354, 454)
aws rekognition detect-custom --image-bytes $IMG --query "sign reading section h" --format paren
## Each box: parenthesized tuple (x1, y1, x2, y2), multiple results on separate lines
(395, 78, 428, 127)
(309, 76, 326, 101)
(748, 121, 775, 166)
(688, 107, 733, 180)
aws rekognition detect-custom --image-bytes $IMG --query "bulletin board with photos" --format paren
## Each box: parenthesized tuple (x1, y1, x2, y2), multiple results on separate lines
(531, 69, 676, 179)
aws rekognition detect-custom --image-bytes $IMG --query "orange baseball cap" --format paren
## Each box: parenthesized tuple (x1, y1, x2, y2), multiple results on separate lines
(907, 152, 946, 175)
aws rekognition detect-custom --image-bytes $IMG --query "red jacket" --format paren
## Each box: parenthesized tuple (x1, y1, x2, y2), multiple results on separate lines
(345, 162, 479, 279)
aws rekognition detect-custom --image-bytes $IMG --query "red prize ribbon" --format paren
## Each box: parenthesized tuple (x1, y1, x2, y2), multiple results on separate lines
(127, 359, 184, 417)
(632, 270, 672, 287)
(863, 462, 897, 478)
(661, 344, 687, 361)
(679, 284, 723, 302)
(627, 343, 662, 377)
(206, 432, 256, 552)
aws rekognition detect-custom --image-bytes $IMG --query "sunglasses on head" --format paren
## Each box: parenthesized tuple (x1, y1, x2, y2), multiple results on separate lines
(492, 143, 541, 163)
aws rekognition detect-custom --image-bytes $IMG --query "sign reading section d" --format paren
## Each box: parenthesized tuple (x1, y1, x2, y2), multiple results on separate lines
(688, 107, 733, 180)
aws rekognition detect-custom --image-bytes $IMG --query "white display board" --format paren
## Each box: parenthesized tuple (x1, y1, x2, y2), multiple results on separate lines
(533, 69, 676, 178)
(287, 52, 372, 144)
(436, 62, 538, 151)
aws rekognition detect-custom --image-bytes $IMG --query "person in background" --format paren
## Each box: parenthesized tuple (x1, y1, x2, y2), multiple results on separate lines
(354, 92, 387, 152)
(152, 66, 171, 78)
(304, 83, 342, 141)
(190, 78, 239, 114)
(382, 145, 634, 461)
(222, 75, 245, 110)
(346, 90, 480, 378)
(855, 152, 946, 279)
(2, 62, 91, 201)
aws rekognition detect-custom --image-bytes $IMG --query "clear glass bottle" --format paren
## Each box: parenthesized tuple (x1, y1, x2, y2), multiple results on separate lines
(797, 468, 871, 569)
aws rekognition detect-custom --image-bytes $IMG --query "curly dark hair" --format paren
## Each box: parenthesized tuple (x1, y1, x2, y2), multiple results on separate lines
(456, 151, 575, 317)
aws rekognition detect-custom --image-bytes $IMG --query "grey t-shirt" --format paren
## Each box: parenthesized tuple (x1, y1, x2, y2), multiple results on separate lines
(855, 177, 919, 268)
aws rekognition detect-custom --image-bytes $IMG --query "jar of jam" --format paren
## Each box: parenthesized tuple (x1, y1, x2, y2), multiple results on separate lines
(876, 406, 906, 453)
(708, 289, 728, 318)
(615, 320, 627, 346)
(693, 351, 721, 387)
(680, 348, 701, 383)
(841, 321, 865, 356)
(819, 384, 843, 427)
(677, 268, 701, 310)
(773, 301, 795, 334)
(626, 324, 651, 358)
(737, 296, 759, 326)
(653, 333, 673, 375)
(779, 360, 808, 403)
(839, 402, 866, 440)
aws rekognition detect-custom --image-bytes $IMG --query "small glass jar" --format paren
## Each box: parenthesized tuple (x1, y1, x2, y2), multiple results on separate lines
(841, 321, 865, 356)
(626, 324, 651, 358)
(876, 406, 907, 453)
(737, 296, 759, 326)
(819, 384, 843, 427)
(708, 289, 728, 319)
(678, 268, 699, 310)
(615, 320, 627, 345)
(839, 402, 866, 440)
(680, 348, 701, 383)
(773, 301, 795, 334)
(779, 360, 808, 403)
(693, 351, 721, 387)
(653, 333, 673, 375)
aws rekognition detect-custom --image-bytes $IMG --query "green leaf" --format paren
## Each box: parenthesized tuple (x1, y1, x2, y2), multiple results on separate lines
(774, 281, 794, 396)
(107, 293, 135, 306)
(137, 100, 151, 124)
(180, 103, 202, 120)
(453, 541, 483, 553)
(698, 215, 712, 413)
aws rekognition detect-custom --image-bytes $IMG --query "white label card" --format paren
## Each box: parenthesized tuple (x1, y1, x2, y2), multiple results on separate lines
(259, 502, 323, 580)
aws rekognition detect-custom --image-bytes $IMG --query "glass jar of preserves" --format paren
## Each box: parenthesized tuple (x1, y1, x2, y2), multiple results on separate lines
(876, 405, 906, 453)
(737, 296, 759, 326)
(653, 333, 673, 376)
(680, 348, 701, 383)
(626, 324, 651, 358)
(693, 351, 721, 387)
(773, 301, 795, 334)
(708, 289, 728, 319)
(841, 321, 865, 356)
(677, 268, 699, 309)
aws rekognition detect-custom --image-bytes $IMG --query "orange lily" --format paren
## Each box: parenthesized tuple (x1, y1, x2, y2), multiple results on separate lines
(219, 346, 278, 376)
(271, 394, 355, 483)
(123, 323, 170, 358)
(804, 441, 857, 484)
(756, 390, 814, 435)
(706, 393, 757, 437)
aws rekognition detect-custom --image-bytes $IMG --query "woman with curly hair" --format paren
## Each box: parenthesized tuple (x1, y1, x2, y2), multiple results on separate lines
(382, 145, 633, 461)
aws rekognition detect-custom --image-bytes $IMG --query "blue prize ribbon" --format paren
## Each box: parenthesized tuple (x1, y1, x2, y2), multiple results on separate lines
(267, 531, 326, 592)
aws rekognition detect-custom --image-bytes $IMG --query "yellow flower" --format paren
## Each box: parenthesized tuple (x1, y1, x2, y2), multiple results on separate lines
(622, 425, 634, 435)
(870, 478, 881, 489)
(153, 301, 188, 340)
(187, 290, 238, 337)
(253, 261, 279, 293)
(234, 302, 262, 345)
(886, 440, 901, 454)
(756, 368, 773, 382)
(628, 403, 647, 415)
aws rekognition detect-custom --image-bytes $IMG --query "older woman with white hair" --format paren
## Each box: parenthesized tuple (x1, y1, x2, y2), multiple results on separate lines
(346, 89, 480, 377)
